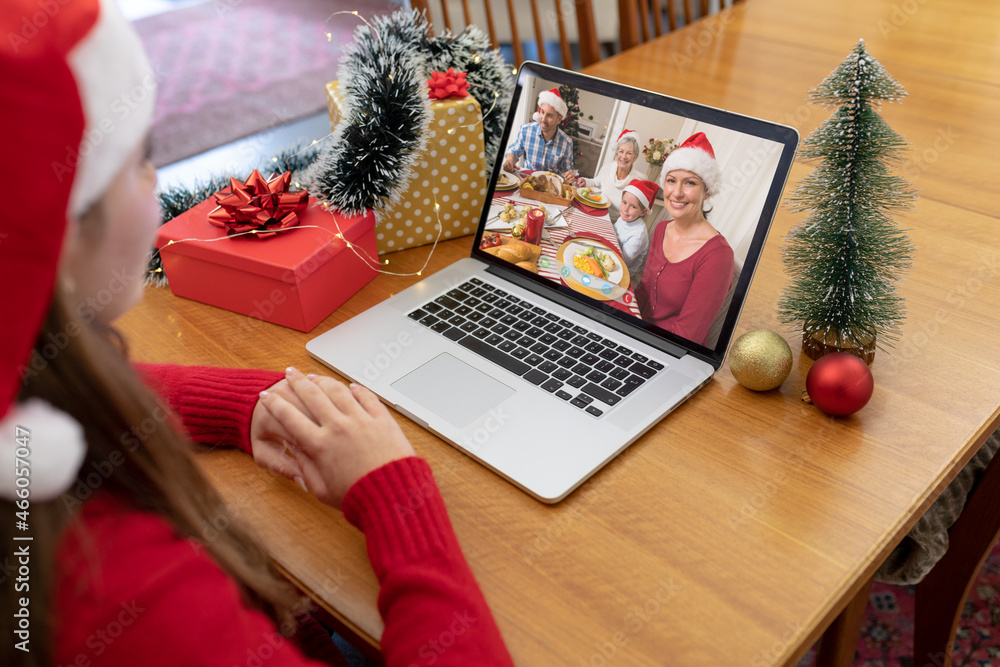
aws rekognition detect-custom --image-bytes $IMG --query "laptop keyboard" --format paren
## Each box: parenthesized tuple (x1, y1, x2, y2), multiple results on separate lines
(406, 277, 665, 418)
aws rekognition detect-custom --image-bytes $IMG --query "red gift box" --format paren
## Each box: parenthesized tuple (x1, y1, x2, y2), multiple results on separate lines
(156, 197, 378, 332)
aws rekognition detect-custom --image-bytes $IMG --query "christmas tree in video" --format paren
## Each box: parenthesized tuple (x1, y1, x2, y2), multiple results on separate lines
(558, 85, 582, 165)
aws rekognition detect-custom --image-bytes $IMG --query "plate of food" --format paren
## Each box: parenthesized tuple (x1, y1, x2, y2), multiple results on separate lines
(573, 187, 610, 209)
(479, 233, 541, 274)
(495, 171, 520, 191)
(484, 202, 567, 231)
(556, 238, 630, 298)
(520, 171, 574, 203)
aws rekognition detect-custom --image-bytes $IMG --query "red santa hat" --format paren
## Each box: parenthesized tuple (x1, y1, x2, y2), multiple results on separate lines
(616, 128, 640, 146)
(622, 179, 658, 210)
(0, 0, 155, 501)
(534, 87, 568, 120)
(660, 132, 722, 197)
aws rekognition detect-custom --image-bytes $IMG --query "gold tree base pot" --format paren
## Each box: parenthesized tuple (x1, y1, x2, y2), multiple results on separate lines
(801, 330, 876, 366)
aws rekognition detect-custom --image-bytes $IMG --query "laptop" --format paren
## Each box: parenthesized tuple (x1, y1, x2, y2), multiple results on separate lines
(307, 61, 798, 503)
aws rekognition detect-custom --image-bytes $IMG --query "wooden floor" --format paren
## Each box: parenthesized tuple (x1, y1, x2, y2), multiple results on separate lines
(154, 112, 330, 191)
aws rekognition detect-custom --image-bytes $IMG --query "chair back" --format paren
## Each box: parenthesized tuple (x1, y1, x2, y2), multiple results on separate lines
(704, 260, 741, 350)
(410, 0, 601, 70)
(618, 0, 745, 51)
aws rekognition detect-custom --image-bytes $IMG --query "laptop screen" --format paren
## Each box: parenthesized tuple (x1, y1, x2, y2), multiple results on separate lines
(471, 62, 798, 368)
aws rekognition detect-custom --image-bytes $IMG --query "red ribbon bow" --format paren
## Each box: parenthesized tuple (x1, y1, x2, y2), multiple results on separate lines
(207, 170, 308, 239)
(427, 68, 469, 100)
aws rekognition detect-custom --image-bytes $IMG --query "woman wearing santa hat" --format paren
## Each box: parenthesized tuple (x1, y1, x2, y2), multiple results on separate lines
(635, 132, 735, 347)
(572, 129, 645, 222)
(0, 2, 512, 666)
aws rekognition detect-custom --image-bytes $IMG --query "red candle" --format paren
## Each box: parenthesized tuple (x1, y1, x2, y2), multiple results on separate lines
(525, 207, 544, 245)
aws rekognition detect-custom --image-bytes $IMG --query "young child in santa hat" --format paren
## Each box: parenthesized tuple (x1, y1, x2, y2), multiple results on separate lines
(0, 2, 512, 666)
(614, 179, 657, 278)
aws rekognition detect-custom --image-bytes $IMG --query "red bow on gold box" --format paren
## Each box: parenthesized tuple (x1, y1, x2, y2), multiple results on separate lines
(207, 170, 308, 238)
(427, 68, 469, 100)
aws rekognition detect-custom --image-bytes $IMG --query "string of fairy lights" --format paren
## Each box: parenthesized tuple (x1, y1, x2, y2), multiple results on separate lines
(149, 9, 511, 281)
(152, 217, 439, 278)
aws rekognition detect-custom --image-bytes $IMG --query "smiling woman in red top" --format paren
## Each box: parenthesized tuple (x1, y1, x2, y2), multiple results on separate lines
(635, 133, 735, 347)
(0, 2, 512, 666)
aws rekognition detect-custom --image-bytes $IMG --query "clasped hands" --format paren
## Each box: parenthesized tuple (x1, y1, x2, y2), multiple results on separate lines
(250, 367, 414, 508)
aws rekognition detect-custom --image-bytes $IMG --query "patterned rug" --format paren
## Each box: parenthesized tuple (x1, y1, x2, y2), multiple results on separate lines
(796, 538, 1000, 666)
(134, 0, 404, 166)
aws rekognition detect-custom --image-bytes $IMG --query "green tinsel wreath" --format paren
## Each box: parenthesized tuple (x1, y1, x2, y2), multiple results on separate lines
(303, 9, 514, 219)
(146, 10, 513, 283)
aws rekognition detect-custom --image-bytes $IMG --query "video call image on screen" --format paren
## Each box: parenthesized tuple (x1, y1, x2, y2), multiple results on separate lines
(485, 75, 785, 351)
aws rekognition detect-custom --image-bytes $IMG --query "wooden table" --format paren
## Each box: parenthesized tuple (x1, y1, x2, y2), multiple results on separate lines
(120, 0, 1000, 663)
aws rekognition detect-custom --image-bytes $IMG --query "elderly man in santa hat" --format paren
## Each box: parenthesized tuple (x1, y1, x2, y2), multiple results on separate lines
(502, 87, 576, 180)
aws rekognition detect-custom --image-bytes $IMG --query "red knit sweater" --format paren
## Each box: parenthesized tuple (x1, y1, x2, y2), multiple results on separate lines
(635, 220, 734, 346)
(54, 364, 513, 667)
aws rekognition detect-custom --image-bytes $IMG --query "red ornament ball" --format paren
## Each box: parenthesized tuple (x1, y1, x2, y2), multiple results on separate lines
(805, 352, 874, 417)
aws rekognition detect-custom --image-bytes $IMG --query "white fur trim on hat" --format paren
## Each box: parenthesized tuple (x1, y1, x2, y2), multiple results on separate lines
(536, 88, 567, 118)
(660, 146, 723, 197)
(67, 0, 156, 217)
(623, 181, 656, 210)
(617, 129, 639, 147)
(1, 400, 86, 503)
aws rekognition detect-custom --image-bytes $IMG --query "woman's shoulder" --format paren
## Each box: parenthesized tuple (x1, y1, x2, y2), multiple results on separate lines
(595, 160, 614, 181)
(704, 230, 734, 252)
(58, 492, 213, 603)
(56, 494, 197, 653)
(65, 491, 172, 547)
(696, 232, 735, 265)
(57, 493, 306, 666)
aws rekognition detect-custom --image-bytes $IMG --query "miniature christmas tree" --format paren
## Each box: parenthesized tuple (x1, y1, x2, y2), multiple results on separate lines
(778, 40, 915, 362)
(558, 84, 583, 166)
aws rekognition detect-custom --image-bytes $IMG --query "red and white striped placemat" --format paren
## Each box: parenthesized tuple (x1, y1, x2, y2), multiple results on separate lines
(489, 196, 642, 317)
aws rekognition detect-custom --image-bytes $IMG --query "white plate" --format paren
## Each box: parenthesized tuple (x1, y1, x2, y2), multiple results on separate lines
(484, 202, 568, 230)
(575, 188, 610, 207)
(565, 240, 623, 284)
(495, 171, 520, 190)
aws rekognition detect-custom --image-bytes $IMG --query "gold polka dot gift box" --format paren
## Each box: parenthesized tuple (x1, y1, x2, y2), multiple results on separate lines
(326, 81, 487, 254)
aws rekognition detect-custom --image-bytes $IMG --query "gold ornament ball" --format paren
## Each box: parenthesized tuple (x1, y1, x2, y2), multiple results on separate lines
(729, 329, 793, 391)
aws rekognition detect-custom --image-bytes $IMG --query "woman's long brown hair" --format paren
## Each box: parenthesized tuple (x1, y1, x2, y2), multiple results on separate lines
(1, 289, 300, 666)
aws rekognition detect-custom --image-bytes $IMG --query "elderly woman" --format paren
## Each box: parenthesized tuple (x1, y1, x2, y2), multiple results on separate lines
(573, 129, 644, 221)
(635, 132, 735, 347)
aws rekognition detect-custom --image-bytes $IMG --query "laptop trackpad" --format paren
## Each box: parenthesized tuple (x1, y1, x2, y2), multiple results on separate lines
(391, 353, 515, 429)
